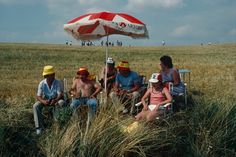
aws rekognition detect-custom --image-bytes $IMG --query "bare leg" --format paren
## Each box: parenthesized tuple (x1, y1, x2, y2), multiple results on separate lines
(135, 110, 148, 121)
(146, 110, 158, 122)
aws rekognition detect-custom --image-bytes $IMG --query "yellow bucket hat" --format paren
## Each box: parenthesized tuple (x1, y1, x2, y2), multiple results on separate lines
(42, 65, 55, 76)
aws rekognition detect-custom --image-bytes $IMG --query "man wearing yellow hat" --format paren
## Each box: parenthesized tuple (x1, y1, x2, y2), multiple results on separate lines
(109, 61, 140, 114)
(69, 67, 102, 120)
(33, 65, 64, 135)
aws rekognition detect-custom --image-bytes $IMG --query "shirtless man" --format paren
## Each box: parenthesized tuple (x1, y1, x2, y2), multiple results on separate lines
(70, 67, 102, 119)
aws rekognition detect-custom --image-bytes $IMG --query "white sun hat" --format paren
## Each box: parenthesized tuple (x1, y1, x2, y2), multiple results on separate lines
(149, 73, 162, 83)
(106, 57, 114, 64)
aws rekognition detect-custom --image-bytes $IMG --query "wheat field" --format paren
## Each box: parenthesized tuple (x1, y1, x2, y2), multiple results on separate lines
(0, 43, 235, 157)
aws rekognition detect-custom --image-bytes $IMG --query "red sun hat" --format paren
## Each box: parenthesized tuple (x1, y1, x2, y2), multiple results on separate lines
(77, 67, 90, 76)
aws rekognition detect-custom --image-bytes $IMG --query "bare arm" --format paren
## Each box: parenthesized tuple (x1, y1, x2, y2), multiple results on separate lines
(37, 96, 50, 105)
(69, 77, 77, 97)
(158, 87, 172, 106)
(91, 82, 102, 98)
(51, 92, 63, 105)
(107, 68, 117, 81)
(99, 67, 105, 80)
(113, 82, 119, 92)
(107, 75, 116, 81)
(127, 83, 140, 93)
(141, 89, 151, 110)
(173, 69, 181, 86)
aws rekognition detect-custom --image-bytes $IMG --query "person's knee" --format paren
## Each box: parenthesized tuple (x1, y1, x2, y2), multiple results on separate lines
(33, 101, 41, 110)
(146, 113, 156, 122)
(58, 99, 64, 107)
(70, 100, 80, 109)
(135, 114, 142, 121)
(88, 99, 97, 107)
(70, 102, 75, 108)
(146, 115, 152, 122)
(132, 92, 140, 99)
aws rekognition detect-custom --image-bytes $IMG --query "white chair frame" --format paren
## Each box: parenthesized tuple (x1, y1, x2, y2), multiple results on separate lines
(134, 101, 173, 120)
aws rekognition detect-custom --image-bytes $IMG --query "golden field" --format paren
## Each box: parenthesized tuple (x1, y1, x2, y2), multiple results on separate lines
(0, 43, 235, 157)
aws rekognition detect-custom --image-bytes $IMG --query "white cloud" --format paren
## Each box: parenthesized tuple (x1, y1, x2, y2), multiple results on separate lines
(229, 28, 236, 36)
(125, 0, 184, 11)
(173, 25, 192, 37)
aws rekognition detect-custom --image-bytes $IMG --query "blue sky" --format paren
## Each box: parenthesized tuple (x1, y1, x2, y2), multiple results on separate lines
(0, 0, 235, 46)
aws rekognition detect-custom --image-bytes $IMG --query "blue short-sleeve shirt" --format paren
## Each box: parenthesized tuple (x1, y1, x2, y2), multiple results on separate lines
(115, 71, 139, 90)
(37, 79, 62, 100)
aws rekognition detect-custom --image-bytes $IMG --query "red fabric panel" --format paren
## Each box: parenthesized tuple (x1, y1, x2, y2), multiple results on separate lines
(77, 21, 100, 34)
(118, 13, 144, 24)
(89, 12, 116, 21)
(67, 12, 145, 25)
(67, 14, 90, 24)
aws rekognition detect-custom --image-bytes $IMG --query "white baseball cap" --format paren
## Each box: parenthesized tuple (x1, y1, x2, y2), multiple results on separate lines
(149, 73, 162, 83)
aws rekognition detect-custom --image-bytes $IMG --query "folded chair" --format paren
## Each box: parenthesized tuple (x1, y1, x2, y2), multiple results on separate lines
(167, 82, 188, 107)
(177, 68, 191, 106)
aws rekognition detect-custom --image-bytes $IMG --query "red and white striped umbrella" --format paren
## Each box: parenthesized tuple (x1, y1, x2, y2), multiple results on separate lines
(63, 11, 149, 40)
(64, 12, 149, 95)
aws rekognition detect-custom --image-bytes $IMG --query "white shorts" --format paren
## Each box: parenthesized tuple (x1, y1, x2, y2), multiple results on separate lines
(148, 104, 157, 111)
(148, 104, 165, 111)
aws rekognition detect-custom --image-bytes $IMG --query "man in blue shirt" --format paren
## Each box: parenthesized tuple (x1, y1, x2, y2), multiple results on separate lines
(33, 65, 64, 135)
(109, 61, 140, 114)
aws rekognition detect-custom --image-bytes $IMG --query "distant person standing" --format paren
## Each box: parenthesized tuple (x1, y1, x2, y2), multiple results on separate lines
(33, 65, 64, 135)
(162, 40, 166, 46)
(81, 41, 85, 46)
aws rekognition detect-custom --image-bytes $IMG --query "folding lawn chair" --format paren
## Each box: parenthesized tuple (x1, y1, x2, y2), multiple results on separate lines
(134, 101, 173, 120)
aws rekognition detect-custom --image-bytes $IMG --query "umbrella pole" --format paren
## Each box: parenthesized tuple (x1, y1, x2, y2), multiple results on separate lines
(104, 35, 109, 103)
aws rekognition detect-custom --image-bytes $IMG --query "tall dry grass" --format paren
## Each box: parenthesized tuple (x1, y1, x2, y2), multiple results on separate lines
(0, 43, 236, 156)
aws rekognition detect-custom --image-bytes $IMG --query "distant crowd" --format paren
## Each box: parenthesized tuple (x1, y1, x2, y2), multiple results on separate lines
(65, 40, 123, 47)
